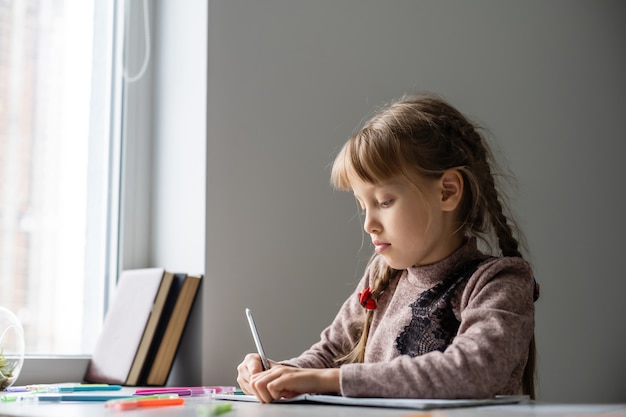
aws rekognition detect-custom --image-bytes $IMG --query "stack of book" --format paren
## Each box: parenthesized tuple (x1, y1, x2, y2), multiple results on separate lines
(84, 268, 203, 386)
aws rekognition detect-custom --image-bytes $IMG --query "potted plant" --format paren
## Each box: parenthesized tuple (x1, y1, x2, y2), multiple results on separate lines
(0, 307, 25, 391)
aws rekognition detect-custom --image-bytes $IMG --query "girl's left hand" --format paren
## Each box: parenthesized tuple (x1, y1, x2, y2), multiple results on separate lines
(248, 365, 340, 403)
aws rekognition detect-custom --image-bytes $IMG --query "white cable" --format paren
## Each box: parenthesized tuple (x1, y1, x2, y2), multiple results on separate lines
(123, 0, 150, 83)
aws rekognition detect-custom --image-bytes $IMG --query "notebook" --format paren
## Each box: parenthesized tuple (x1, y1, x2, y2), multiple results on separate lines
(213, 394, 529, 410)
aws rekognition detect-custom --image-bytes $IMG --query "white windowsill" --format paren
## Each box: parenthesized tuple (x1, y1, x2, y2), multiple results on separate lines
(16, 356, 91, 385)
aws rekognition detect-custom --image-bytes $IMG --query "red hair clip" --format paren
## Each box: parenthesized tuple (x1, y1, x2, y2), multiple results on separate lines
(358, 287, 377, 310)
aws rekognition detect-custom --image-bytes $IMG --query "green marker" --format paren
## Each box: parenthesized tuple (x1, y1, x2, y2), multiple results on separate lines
(196, 402, 233, 416)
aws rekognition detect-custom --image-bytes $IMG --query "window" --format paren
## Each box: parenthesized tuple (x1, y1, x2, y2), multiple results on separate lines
(0, 0, 120, 355)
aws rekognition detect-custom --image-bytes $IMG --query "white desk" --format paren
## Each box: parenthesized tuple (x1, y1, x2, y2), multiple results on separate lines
(1, 400, 626, 417)
(0, 389, 624, 417)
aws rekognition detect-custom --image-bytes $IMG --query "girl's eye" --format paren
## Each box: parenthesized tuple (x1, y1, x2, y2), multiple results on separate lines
(380, 199, 393, 208)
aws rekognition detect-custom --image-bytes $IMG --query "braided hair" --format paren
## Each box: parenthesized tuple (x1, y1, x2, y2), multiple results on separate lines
(331, 93, 536, 398)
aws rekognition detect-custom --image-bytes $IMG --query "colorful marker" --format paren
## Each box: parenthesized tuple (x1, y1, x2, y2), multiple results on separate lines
(107, 397, 184, 411)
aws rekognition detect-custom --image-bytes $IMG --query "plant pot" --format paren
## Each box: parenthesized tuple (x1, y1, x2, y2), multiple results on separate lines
(0, 307, 25, 391)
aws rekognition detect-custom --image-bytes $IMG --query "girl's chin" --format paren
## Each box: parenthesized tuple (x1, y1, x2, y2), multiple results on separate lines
(381, 255, 412, 270)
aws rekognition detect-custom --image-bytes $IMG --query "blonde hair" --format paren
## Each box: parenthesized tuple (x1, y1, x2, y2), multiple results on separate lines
(331, 93, 536, 398)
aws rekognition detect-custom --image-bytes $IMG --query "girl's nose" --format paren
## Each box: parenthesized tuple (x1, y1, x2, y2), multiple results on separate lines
(363, 212, 381, 234)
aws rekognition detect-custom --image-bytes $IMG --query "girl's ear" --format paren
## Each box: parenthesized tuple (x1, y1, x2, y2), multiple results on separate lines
(440, 169, 463, 212)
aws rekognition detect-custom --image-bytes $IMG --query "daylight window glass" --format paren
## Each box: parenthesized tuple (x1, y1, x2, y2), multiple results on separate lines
(0, 0, 117, 355)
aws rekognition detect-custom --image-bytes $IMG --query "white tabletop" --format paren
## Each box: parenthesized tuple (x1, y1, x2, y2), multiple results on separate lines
(0, 388, 624, 417)
(1, 400, 626, 417)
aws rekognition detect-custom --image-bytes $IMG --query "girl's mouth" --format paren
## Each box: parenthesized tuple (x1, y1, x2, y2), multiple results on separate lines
(372, 240, 390, 254)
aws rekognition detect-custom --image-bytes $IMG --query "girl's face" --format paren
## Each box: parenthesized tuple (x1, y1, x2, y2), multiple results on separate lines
(351, 174, 462, 269)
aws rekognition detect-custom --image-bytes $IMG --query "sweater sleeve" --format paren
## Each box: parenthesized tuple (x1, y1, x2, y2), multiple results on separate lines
(340, 258, 535, 399)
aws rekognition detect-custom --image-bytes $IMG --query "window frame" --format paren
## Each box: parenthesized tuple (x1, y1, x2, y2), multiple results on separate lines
(16, 0, 132, 384)
(16, 0, 206, 386)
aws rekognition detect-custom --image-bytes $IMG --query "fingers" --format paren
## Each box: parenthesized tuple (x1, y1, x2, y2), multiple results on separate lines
(248, 365, 309, 403)
(249, 366, 287, 403)
(238, 357, 338, 403)
(236, 353, 265, 395)
(251, 367, 341, 403)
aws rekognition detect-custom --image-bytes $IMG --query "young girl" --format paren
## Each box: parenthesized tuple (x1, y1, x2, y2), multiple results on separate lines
(237, 93, 538, 402)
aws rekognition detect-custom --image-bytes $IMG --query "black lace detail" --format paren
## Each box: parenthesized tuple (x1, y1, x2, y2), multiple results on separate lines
(395, 259, 483, 357)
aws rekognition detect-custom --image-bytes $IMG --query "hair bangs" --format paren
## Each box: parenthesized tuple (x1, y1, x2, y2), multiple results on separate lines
(331, 129, 402, 190)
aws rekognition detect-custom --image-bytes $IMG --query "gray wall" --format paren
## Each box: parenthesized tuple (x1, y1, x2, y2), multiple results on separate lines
(203, 0, 626, 402)
(150, 0, 207, 387)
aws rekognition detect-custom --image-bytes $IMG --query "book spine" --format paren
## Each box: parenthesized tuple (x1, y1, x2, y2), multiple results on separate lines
(146, 275, 202, 386)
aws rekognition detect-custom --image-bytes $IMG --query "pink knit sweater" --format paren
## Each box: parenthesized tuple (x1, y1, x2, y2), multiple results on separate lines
(283, 239, 535, 399)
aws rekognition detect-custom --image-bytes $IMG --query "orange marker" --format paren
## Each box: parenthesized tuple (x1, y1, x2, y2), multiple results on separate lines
(108, 397, 184, 411)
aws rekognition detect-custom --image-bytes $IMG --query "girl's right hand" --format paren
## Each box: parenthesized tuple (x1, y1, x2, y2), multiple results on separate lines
(236, 353, 277, 394)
